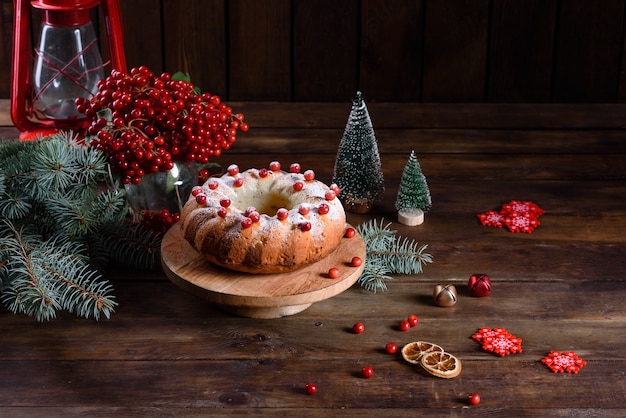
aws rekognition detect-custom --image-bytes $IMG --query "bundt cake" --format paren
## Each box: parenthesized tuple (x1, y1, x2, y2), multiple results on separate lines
(180, 162, 347, 274)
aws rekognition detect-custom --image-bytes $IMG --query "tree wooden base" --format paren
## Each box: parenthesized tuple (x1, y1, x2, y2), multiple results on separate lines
(398, 208, 425, 226)
(161, 223, 366, 318)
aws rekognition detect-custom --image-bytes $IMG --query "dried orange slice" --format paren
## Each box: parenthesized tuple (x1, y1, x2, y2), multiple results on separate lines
(419, 351, 462, 378)
(401, 341, 444, 364)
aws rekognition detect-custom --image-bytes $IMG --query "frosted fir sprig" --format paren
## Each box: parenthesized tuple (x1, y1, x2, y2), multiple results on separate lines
(356, 218, 433, 292)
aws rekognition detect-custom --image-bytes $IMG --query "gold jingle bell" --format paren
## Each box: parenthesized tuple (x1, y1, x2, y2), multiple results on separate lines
(434, 284, 458, 307)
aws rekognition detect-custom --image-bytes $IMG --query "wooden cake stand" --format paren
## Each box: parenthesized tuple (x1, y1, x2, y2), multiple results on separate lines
(161, 223, 366, 318)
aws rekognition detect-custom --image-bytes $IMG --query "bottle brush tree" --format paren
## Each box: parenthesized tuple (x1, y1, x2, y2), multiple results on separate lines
(332, 91, 384, 213)
(395, 150, 431, 225)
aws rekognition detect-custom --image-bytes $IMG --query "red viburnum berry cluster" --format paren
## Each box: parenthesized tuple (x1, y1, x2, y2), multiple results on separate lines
(541, 350, 587, 374)
(477, 200, 545, 233)
(472, 327, 523, 357)
(130, 209, 180, 235)
(76, 66, 248, 185)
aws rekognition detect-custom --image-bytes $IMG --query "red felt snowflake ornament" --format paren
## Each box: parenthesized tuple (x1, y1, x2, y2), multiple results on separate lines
(472, 327, 522, 357)
(477, 200, 545, 233)
(541, 351, 587, 374)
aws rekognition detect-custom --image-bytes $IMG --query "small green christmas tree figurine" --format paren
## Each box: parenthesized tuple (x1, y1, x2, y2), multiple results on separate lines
(332, 91, 384, 213)
(395, 150, 431, 226)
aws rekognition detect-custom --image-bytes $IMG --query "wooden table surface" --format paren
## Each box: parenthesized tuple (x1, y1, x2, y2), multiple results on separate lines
(1, 101, 625, 417)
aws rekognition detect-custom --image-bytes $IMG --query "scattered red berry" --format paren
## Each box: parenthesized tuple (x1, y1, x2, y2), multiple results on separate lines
(398, 320, 411, 331)
(407, 315, 419, 327)
(328, 268, 340, 279)
(468, 393, 481, 405)
(352, 322, 364, 334)
(361, 366, 374, 378)
(304, 383, 317, 395)
(344, 228, 356, 238)
(350, 257, 362, 267)
(385, 342, 398, 354)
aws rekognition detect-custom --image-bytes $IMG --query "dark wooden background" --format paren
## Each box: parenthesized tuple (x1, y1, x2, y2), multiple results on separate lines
(2, 0, 626, 103)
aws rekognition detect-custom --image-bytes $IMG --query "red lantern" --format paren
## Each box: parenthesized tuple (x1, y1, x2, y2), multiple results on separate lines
(11, 0, 126, 139)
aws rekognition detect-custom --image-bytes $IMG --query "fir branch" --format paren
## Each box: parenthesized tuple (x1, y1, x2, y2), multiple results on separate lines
(356, 218, 433, 293)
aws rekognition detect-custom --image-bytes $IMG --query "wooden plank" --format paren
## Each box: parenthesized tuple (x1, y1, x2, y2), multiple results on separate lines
(120, 0, 163, 74)
(162, 0, 227, 97)
(227, 102, 626, 129)
(553, 0, 625, 102)
(292, 0, 358, 101)
(0, 358, 623, 409)
(228, 0, 291, 101)
(360, 0, 423, 102)
(488, 0, 557, 102)
(422, 0, 490, 102)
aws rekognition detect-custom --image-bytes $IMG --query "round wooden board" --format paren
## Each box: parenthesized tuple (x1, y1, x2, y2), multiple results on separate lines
(161, 223, 366, 318)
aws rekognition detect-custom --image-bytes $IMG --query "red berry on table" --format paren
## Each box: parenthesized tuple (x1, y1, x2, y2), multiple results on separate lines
(269, 161, 281, 171)
(408, 315, 419, 327)
(290, 163, 301, 173)
(385, 342, 398, 354)
(328, 267, 340, 279)
(304, 383, 317, 395)
(399, 320, 411, 331)
(317, 203, 330, 215)
(468, 393, 481, 405)
(227, 164, 239, 176)
(303, 169, 315, 181)
(276, 208, 289, 220)
(352, 322, 364, 334)
(351, 257, 363, 267)
(344, 227, 356, 238)
(361, 366, 374, 378)
(293, 181, 304, 191)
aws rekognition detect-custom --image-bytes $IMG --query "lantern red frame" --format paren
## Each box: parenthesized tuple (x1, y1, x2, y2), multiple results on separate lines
(11, 0, 127, 138)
